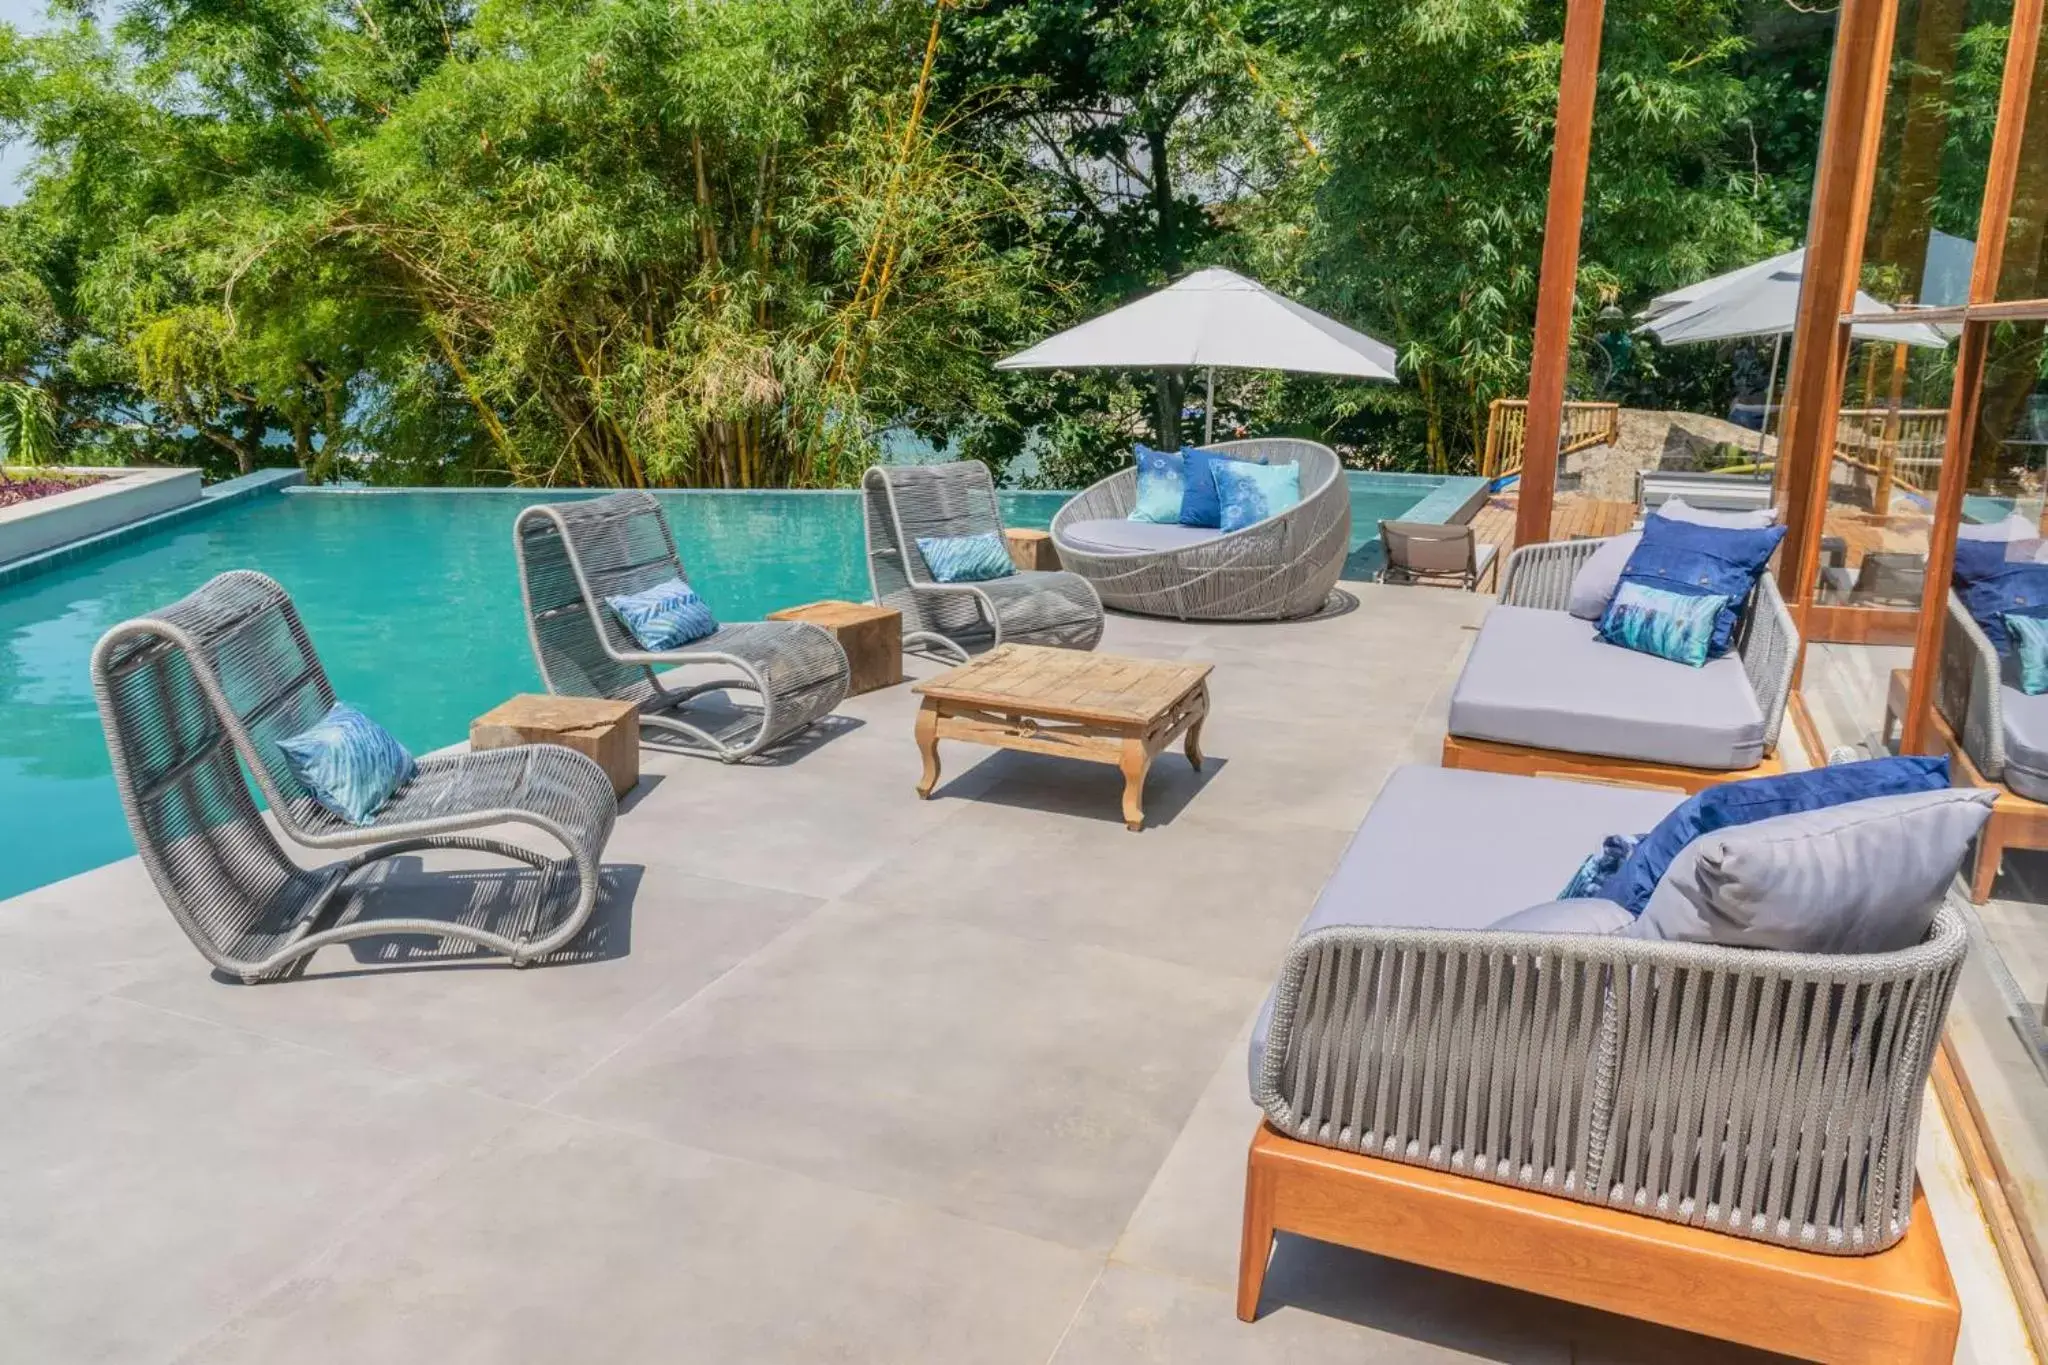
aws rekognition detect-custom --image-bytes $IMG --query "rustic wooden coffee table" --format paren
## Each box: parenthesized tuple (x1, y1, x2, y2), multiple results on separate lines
(912, 644, 1212, 830)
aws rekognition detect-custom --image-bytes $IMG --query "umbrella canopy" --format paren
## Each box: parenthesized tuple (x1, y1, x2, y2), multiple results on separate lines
(1638, 248, 1950, 349)
(996, 268, 1399, 380)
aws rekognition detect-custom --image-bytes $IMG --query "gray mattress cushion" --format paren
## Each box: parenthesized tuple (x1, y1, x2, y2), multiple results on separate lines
(1057, 517, 1224, 555)
(2001, 685, 2048, 801)
(1449, 605, 1767, 770)
(1248, 765, 1681, 1092)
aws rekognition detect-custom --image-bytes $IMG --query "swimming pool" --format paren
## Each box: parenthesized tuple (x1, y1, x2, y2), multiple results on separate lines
(0, 472, 1474, 898)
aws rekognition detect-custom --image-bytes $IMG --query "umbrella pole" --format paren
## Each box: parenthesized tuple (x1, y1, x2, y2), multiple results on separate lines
(1154, 369, 1182, 451)
(1759, 333, 1783, 461)
(1205, 367, 1215, 445)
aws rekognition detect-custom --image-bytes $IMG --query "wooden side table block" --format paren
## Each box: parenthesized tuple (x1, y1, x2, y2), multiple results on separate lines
(471, 694, 639, 799)
(1004, 527, 1061, 572)
(766, 600, 903, 695)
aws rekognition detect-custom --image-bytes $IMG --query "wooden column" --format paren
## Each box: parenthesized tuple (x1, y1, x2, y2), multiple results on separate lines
(1775, 0, 1905, 656)
(1902, 0, 2048, 755)
(1515, 0, 1607, 550)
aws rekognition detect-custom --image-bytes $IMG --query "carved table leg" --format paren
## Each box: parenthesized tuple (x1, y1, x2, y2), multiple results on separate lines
(1119, 734, 1151, 831)
(915, 700, 942, 799)
(1184, 683, 1209, 771)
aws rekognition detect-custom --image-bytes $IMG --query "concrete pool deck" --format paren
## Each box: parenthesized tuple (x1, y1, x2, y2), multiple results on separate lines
(0, 583, 2025, 1363)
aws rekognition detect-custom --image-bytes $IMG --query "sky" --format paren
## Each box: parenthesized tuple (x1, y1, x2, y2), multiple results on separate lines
(0, 0, 49, 206)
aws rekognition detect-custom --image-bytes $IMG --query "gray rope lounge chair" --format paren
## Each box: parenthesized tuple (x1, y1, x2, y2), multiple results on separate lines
(1249, 766, 1968, 1258)
(1927, 592, 2048, 901)
(516, 492, 851, 762)
(1442, 536, 1798, 791)
(1048, 438, 1350, 621)
(90, 570, 617, 982)
(863, 461, 1104, 662)
(1378, 519, 1499, 592)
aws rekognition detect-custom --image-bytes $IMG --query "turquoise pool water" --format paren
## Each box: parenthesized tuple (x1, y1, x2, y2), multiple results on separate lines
(0, 473, 1461, 899)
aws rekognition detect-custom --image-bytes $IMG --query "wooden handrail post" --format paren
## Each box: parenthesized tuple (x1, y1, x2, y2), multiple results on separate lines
(1517, 0, 1606, 550)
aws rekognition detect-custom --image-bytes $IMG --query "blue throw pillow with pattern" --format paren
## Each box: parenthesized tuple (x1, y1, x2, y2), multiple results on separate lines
(276, 702, 417, 825)
(605, 577, 719, 651)
(1558, 834, 1639, 900)
(916, 532, 1016, 583)
(1613, 516, 1787, 657)
(1211, 460, 1301, 533)
(2009, 613, 2048, 694)
(1178, 446, 1268, 528)
(1596, 581, 1727, 668)
(1129, 445, 1187, 524)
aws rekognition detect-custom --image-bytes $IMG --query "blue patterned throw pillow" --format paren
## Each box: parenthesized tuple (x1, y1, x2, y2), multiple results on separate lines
(2009, 613, 2048, 694)
(1558, 834, 1639, 900)
(1129, 445, 1187, 524)
(605, 577, 719, 651)
(1178, 446, 1269, 528)
(1613, 516, 1787, 658)
(1596, 580, 1728, 667)
(276, 702, 417, 826)
(1210, 459, 1302, 533)
(916, 532, 1016, 583)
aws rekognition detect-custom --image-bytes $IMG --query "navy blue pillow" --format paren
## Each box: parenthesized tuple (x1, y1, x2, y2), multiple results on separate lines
(1595, 754, 1950, 913)
(1953, 537, 2048, 654)
(1611, 516, 1787, 658)
(1178, 446, 1267, 528)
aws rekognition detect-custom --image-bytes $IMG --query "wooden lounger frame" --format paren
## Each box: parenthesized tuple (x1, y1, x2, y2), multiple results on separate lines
(1237, 1122, 1961, 1364)
(1439, 731, 1785, 794)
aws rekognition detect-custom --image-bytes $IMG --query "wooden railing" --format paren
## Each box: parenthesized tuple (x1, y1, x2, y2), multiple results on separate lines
(1832, 407, 1947, 509)
(1481, 399, 1621, 480)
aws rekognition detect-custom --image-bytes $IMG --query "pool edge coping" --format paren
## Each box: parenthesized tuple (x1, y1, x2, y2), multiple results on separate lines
(0, 468, 305, 590)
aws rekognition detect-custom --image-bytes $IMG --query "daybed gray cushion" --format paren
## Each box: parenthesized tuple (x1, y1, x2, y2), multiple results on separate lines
(1057, 518, 1224, 555)
(1486, 899, 1634, 934)
(2001, 685, 2048, 801)
(1567, 532, 1640, 620)
(1450, 605, 1767, 769)
(1249, 766, 1681, 1088)
(1628, 787, 1994, 954)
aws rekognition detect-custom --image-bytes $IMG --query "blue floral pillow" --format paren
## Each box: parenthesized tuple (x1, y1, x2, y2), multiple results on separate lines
(1129, 445, 1187, 524)
(277, 702, 417, 826)
(605, 577, 719, 651)
(1178, 447, 1268, 528)
(916, 532, 1016, 583)
(1613, 516, 1787, 658)
(1558, 834, 1639, 900)
(1210, 460, 1301, 533)
(1596, 581, 1727, 667)
(2008, 613, 2048, 695)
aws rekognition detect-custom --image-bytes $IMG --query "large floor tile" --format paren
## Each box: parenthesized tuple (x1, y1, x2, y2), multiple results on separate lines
(178, 1113, 1101, 1365)
(111, 863, 820, 1104)
(0, 997, 520, 1365)
(846, 794, 1349, 977)
(0, 967, 94, 1046)
(550, 899, 1263, 1250)
(0, 855, 203, 989)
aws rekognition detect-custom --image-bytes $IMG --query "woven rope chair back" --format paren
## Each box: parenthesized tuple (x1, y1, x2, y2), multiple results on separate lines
(90, 571, 341, 957)
(517, 492, 685, 704)
(863, 463, 1004, 638)
(1382, 521, 1473, 576)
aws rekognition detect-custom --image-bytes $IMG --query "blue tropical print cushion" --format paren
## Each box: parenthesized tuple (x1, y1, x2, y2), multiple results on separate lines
(1955, 537, 2048, 654)
(1558, 833, 1639, 900)
(1596, 580, 1727, 667)
(276, 702, 417, 826)
(1612, 516, 1787, 657)
(1595, 754, 1950, 913)
(1128, 445, 1187, 524)
(916, 532, 1016, 583)
(2009, 613, 2048, 694)
(1210, 459, 1302, 533)
(1178, 446, 1268, 528)
(605, 576, 719, 651)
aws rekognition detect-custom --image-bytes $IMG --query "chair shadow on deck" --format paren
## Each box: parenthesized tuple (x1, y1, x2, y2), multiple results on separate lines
(636, 687, 866, 766)
(217, 856, 646, 983)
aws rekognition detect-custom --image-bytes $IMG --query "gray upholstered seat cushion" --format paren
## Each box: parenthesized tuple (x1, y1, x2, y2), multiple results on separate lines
(1449, 605, 1767, 770)
(1248, 766, 1681, 1087)
(1627, 787, 1994, 953)
(1056, 518, 1224, 555)
(2001, 685, 2048, 801)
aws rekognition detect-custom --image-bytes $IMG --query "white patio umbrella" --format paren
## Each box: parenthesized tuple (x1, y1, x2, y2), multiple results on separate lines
(1637, 247, 1951, 454)
(996, 267, 1397, 445)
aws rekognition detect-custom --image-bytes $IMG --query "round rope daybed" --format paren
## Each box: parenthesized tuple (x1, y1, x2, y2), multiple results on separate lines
(1049, 438, 1352, 622)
